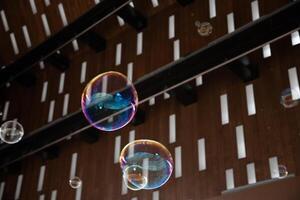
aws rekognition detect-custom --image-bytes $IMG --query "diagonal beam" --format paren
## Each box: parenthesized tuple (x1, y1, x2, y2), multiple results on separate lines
(116, 5, 147, 32)
(0, 0, 132, 88)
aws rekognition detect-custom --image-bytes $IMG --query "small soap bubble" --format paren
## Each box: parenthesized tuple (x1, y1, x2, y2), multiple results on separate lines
(69, 177, 82, 189)
(0, 120, 24, 144)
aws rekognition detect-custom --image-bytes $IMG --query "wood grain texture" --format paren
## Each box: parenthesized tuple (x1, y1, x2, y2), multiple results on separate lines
(0, 0, 299, 199)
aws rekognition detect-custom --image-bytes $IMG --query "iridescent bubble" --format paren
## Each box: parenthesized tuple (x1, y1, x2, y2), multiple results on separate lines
(0, 120, 24, 144)
(123, 165, 148, 191)
(278, 165, 288, 179)
(120, 139, 173, 190)
(280, 88, 299, 108)
(69, 176, 82, 189)
(81, 71, 138, 132)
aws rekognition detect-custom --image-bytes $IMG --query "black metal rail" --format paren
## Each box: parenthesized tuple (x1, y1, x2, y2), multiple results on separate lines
(0, 0, 132, 88)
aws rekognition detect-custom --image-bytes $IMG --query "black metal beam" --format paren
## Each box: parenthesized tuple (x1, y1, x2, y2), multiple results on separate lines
(45, 52, 70, 71)
(0, 0, 132, 88)
(78, 31, 106, 53)
(176, 0, 195, 6)
(0, 1, 299, 168)
(228, 56, 259, 82)
(116, 5, 147, 32)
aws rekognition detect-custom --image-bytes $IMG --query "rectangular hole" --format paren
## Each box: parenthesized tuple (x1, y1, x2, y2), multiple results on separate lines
(75, 184, 82, 200)
(129, 130, 135, 142)
(142, 158, 149, 181)
(58, 3, 68, 26)
(39, 61, 45, 70)
(70, 153, 78, 179)
(0, 10, 9, 32)
(198, 138, 206, 171)
(220, 94, 229, 125)
(0, 182, 5, 200)
(288, 67, 300, 100)
(209, 0, 216, 18)
(151, 0, 159, 7)
(41, 81, 48, 103)
(225, 169, 235, 190)
(164, 92, 170, 99)
(114, 136, 121, 163)
(37, 165, 46, 192)
(117, 16, 125, 26)
(41, 14, 51, 36)
(29, 0, 38, 14)
(62, 93, 70, 116)
(48, 100, 55, 122)
(94, 0, 100, 4)
(175, 146, 182, 178)
(173, 39, 180, 61)
(101, 75, 108, 93)
(115, 43, 122, 66)
(152, 191, 159, 200)
(269, 156, 279, 179)
(50, 190, 57, 200)
(227, 12, 235, 33)
(136, 32, 143, 55)
(168, 15, 175, 39)
(245, 84, 256, 115)
(246, 163, 257, 184)
(22, 25, 32, 48)
(262, 44, 271, 58)
(10, 33, 19, 55)
(2, 101, 10, 121)
(72, 39, 79, 51)
(131, 198, 138, 200)
(236, 125, 246, 159)
(169, 114, 176, 144)
(58, 73, 65, 94)
(127, 62, 133, 83)
(44, 0, 50, 6)
(196, 75, 203, 86)
(121, 177, 128, 195)
(39, 194, 45, 200)
(291, 31, 300, 46)
(251, 0, 260, 21)
(149, 97, 155, 106)
(14, 174, 23, 200)
(80, 61, 87, 84)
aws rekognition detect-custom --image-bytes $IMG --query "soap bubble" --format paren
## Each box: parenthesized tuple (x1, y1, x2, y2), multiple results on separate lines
(196, 22, 213, 36)
(69, 176, 82, 189)
(81, 71, 138, 132)
(280, 88, 299, 108)
(278, 165, 288, 179)
(0, 120, 24, 144)
(120, 139, 173, 190)
(123, 165, 148, 191)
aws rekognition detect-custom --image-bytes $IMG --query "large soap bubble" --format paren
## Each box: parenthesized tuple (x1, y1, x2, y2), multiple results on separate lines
(120, 139, 173, 190)
(0, 120, 24, 144)
(81, 71, 138, 132)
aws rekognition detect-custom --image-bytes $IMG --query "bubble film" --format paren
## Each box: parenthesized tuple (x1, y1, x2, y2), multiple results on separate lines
(69, 176, 82, 189)
(0, 120, 24, 144)
(123, 165, 148, 191)
(280, 88, 299, 108)
(81, 71, 138, 132)
(120, 139, 173, 190)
